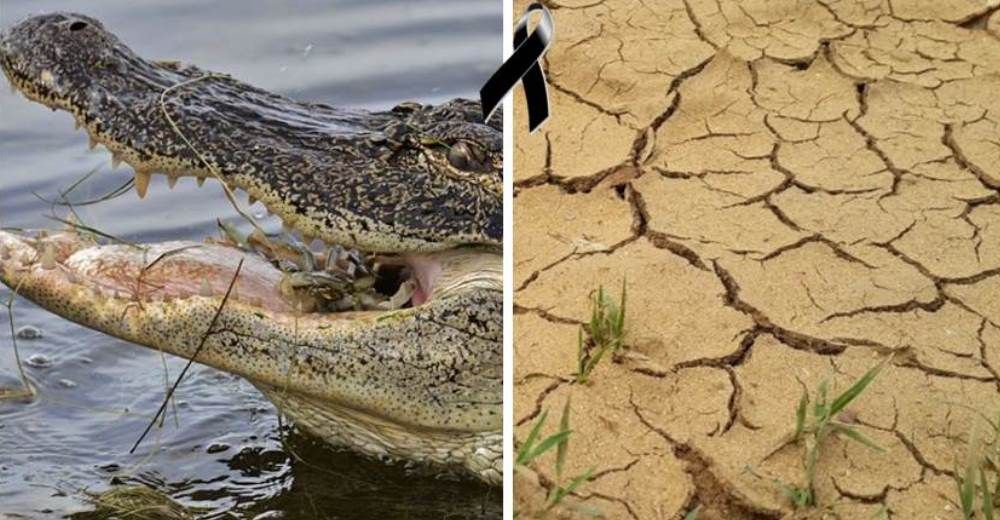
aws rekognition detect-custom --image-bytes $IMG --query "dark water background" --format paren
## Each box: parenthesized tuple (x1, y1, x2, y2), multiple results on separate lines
(0, 1, 501, 518)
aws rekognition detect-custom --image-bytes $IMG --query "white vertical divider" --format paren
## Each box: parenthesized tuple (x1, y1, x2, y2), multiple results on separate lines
(501, 0, 515, 517)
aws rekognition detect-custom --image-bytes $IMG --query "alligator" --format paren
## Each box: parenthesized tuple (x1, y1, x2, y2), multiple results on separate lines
(0, 13, 502, 484)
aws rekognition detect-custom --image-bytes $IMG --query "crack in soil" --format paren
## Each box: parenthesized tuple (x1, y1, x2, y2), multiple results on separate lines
(630, 393, 784, 520)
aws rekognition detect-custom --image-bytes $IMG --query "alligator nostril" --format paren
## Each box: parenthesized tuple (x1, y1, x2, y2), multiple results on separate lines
(69, 21, 88, 32)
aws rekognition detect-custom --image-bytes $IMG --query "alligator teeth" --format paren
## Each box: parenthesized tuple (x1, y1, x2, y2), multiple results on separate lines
(134, 170, 151, 199)
(303, 232, 315, 244)
(167, 176, 178, 189)
(40, 243, 57, 270)
(74, 120, 81, 130)
(88, 136, 98, 150)
(199, 278, 213, 297)
(248, 195, 257, 206)
(111, 155, 122, 169)
(282, 222, 293, 234)
(197, 176, 206, 187)
(383, 280, 415, 310)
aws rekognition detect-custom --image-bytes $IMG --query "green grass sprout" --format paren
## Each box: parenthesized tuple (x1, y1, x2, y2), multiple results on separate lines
(576, 280, 627, 383)
(516, 399, 595, 513)
(955, 406, 1000, 519)
(782, 357, 889, 508)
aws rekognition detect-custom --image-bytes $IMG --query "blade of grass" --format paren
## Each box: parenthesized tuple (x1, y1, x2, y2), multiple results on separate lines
(958, 462, 976, 518)
(983, 467, 995, 520)
(582, 344, 609, 380)
(546, 467, 593, 510)
(814, 380, 829, 421)
(2, 283, 36, 399)
(829, 358, 888, 417)
(30, 163, 102, 206)
(795, 389, 809, 439)
(45, 215, 146, 250)
(616, 279, 626, 341)
(129, 259, 244, 453)
(158, 75, 273, 246)
(522, 430, 572, 466)
(34, 178, 135, 208)
(830, 423, 884, 452)
(556, 398, 571, 479)
(517, 410, 550, 465)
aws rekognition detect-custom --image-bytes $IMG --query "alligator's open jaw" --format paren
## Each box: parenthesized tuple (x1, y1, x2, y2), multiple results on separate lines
(0, 228, 502, 483)
(0, 225, 451, 316)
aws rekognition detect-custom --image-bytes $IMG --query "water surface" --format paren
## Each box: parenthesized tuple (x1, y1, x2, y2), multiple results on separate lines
(0, 1, 501, 517)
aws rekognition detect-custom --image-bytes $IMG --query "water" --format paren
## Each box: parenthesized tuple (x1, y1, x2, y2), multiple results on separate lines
(0, 1, 501, 517)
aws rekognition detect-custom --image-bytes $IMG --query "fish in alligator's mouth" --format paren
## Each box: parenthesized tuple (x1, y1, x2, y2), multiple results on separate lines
(0, 12, 502, 484)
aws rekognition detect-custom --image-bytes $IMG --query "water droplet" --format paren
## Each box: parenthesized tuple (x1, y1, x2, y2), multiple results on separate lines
(24, 353, 52, 368)
(15, 325, 42, 340)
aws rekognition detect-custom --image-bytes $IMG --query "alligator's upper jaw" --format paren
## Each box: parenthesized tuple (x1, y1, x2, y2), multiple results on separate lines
(1, 12, 503, 253)
(0, 229, 502, 484)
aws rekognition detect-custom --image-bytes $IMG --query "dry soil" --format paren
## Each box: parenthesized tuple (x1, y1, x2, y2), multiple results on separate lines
(513, 1, 1000, 518)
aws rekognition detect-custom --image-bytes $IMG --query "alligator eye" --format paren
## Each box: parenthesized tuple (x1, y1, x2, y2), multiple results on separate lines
(447, 142, 471, 170)
(69, 21, 88, 32)
(447, 141, 485, 171)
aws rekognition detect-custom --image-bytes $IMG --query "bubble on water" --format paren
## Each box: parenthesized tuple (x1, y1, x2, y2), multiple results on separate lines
(58, 379, 77, 388)
(15, 325, 42, 340)
(24, 353, 53, 368)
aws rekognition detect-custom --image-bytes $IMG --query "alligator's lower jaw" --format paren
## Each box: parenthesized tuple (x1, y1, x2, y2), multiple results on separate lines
(0, 229, 502, 485)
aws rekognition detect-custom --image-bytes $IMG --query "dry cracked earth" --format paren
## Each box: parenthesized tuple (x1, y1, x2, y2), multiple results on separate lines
(513, 0, 1000, 518)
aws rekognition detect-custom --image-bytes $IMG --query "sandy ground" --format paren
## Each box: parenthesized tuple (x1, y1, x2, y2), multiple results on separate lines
(513, 1, 1000, 518)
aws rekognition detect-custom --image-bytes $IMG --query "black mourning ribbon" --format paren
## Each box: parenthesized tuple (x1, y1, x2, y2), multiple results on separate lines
(480, 3, 554, 133)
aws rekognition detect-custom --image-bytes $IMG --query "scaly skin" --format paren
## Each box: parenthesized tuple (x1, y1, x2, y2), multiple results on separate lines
(0, 13, 502, 484)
